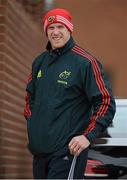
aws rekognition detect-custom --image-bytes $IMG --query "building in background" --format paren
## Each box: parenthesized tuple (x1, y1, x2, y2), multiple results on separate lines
(0, 0, 47, 178)
(0, 0, 126, 178)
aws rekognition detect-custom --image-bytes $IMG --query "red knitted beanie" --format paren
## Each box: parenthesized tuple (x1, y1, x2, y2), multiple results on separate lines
(43, 8, 73, 34)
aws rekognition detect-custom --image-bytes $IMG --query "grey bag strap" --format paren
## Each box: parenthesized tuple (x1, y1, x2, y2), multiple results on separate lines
(67, 155, 77, 180)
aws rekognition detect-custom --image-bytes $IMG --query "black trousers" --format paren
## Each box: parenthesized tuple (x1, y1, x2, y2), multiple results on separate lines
(33, 147, 89, 179)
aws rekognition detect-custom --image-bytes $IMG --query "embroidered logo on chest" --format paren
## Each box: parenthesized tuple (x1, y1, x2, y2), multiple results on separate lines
(59, 70, 71, 79)
(37, 70, 43, 78)
(57, 70, 71, 85)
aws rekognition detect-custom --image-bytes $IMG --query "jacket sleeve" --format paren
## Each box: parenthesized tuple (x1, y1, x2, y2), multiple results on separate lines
(24, 72, 35, 120)
(24, 53, 45, 120)
(82, 58, 116, 143)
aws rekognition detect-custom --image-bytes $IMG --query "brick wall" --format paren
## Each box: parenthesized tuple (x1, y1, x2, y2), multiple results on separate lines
(0, 0, 46, 178)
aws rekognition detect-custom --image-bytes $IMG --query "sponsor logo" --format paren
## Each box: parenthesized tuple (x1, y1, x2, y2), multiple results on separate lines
(37, 70, 42, 78)
(63, 156, 69, 161)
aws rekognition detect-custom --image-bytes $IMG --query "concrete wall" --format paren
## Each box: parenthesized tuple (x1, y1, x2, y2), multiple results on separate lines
(54, 0, 127, 98)
(0, 0, 45, 178)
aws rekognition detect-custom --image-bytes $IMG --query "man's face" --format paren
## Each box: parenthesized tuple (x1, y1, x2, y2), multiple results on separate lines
(47, 23, 71, 49)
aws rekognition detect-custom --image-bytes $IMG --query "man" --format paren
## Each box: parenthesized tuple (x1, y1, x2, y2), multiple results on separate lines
(24, 8, 116, 179)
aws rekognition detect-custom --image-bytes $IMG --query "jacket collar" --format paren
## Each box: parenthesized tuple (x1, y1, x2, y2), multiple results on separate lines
(46, 36, 75, 56)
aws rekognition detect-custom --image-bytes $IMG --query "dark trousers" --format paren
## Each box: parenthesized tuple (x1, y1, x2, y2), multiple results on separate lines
(33, 147, 89, 179)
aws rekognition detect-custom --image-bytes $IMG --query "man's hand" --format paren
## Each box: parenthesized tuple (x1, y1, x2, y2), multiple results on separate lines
(68, 135, 90, 156)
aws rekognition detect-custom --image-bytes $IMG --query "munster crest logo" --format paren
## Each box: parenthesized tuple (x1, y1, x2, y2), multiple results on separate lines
(48, 16, 55, 22)
(59, 70, 71, 80)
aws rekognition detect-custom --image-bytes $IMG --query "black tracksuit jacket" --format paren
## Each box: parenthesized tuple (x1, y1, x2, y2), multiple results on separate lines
(24, 37, 116, 155)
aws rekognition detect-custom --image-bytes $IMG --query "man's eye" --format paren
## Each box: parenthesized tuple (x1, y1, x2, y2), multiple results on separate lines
(48, 27, 54, 30)
(58, 25, 64, 29)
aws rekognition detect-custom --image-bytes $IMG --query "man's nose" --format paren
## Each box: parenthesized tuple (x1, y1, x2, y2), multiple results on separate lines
(53, 27, 59, 34)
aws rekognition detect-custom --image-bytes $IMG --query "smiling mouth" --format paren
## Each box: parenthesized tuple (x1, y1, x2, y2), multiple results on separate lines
(53, 37, 61, 41)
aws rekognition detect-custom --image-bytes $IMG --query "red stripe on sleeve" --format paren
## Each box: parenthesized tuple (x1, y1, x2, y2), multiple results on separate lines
(24, 92, 32, 119)
(27, 73, 32, 83)
(72, 46, 110, 134)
